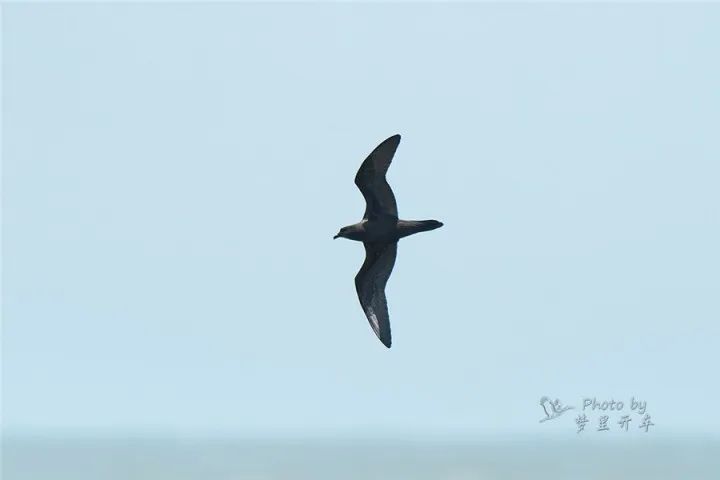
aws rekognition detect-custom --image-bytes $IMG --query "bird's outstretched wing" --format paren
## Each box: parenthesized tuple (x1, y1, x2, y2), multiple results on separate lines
(354, 134, 400, 220)
(355, 241, 398, 348)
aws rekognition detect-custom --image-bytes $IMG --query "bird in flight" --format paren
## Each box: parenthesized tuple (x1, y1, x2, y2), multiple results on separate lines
(334, 134, 443, 348)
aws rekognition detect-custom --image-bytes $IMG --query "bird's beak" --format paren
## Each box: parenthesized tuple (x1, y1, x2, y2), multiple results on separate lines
(333, 234, 340, 240)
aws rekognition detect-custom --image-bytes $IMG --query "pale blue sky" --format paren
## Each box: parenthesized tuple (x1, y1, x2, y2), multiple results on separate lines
(3, 3, 719, 437)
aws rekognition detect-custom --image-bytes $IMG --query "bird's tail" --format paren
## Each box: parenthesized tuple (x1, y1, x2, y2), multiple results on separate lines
(397, 219, 444, 239)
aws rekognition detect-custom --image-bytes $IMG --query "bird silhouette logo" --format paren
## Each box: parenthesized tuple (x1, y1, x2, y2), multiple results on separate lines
(539, 396, 574, 422)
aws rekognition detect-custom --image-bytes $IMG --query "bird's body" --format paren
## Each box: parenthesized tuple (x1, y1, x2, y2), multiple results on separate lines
(334, 134, 443, 348)
(337, 218, 443, 243)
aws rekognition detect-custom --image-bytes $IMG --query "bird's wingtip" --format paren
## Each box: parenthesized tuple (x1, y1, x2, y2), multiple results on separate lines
(373, 327, 392, 348)
(383, 133, 401, 145)
(372, 329, 392, 348)
(379, 330, 392, 348)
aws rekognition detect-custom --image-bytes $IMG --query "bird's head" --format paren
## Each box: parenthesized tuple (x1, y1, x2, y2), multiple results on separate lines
(334, 224, 362, 240)
(333, 227, 349, 240)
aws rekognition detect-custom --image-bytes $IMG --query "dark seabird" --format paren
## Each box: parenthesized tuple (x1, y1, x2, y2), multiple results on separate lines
(334, 134, 443, 348)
